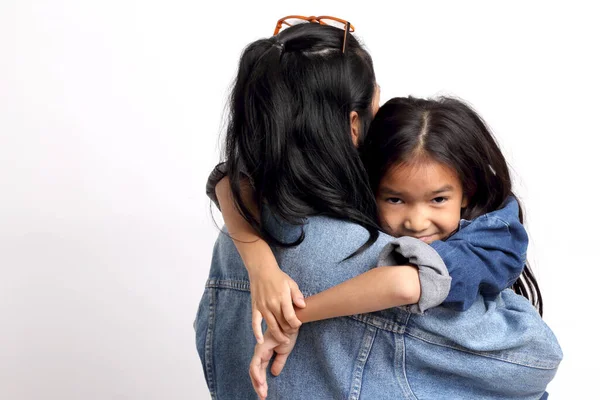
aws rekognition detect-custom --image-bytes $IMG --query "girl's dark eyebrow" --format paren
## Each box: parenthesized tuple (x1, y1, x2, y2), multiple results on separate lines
(379, 187, 404, 196)
(379, 185, 455, 196)
(431, 185, 455, 195)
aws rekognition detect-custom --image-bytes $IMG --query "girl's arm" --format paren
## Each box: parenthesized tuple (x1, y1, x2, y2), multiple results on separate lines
(294, 235, 450, 322)
(248, 238, 449, 398)
(295, 265, 420, 323)
(215, 176, 305, 344)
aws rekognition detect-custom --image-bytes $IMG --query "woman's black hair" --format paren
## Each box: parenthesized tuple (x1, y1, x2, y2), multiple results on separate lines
(224, 23, 380, 253)
(360, 97, 543, 315)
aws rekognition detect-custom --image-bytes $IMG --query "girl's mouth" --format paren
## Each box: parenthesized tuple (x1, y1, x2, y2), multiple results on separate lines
(415, 234, 436, 243)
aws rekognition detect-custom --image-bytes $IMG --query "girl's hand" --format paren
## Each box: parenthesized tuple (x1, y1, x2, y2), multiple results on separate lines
(248, 263, 306, 344)
(249, 329, 299, 400)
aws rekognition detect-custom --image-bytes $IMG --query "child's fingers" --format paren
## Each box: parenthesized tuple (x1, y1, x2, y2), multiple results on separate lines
(281, 297, 302, 330)
(249, 345, 272, 399)
(252, 308, 264, 344)
(271, 351, 291, 376)
(290, 284, 306, 308)
(264, 313, 289, 344)
(249, 366, 268, 399)
(268, 296, 293, 333)
(249, 363, 268, 399)
(273, 310, 294, 334)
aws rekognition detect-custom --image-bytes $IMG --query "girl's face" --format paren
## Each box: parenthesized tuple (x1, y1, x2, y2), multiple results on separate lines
(376, 157, 468, 243)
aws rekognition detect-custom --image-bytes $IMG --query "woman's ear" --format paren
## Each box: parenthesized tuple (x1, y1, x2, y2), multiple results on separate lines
(461, 195, 469, 208)
(350, 111, 360, 148)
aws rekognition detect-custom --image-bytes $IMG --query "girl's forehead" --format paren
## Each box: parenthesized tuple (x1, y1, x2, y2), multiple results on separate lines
(381, 158, 461, 192)
(393, 155, 454, 175)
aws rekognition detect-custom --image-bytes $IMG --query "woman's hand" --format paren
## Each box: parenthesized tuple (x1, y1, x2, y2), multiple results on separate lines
(249, 329, 299, 400)
(248, 262, 306, 344)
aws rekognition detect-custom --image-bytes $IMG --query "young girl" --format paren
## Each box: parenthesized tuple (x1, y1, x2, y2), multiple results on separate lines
(247, 96, 558, 398)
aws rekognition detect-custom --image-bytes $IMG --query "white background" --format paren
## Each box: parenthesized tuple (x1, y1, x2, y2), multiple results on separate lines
(1, 1, 597, 399)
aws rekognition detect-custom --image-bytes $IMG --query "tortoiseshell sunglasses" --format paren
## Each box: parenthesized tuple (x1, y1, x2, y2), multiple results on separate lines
(273, 15, 355, 53)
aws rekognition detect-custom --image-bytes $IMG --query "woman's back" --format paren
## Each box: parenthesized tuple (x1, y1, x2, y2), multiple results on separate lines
(195, 215, 561, 399)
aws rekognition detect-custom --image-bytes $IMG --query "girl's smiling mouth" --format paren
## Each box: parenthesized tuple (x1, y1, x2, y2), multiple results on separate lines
(415, 234, 437, 243)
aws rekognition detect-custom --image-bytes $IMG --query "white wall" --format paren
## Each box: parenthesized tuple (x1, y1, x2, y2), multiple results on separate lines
(1, 1, 597, 398)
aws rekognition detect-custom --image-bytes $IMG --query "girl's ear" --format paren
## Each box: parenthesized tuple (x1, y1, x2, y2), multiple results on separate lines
(461, 195, 469, 208)
(350, 111, 360, 148)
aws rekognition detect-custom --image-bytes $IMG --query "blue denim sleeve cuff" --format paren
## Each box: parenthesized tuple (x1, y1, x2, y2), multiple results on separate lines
(377, 236, 451, 314)
(429, 196, 528, 311)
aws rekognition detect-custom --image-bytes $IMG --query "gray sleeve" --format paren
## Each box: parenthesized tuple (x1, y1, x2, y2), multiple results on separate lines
(378, 236, 451, 314)
(206, 162, 228, 210)
(206, 161, 253, 210)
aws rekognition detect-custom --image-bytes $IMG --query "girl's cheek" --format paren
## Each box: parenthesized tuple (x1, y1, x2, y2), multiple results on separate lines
(378, 209, 401, 236)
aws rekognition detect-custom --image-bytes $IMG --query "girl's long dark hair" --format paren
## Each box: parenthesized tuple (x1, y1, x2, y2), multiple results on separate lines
(360, 97, 543, 315)
(225, 23, 380, 252)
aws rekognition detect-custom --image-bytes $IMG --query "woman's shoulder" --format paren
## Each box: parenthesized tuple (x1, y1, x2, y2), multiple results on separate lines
(302, 215, 392, 251)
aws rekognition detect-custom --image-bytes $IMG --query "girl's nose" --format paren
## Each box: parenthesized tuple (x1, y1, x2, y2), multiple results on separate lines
(403, 211, 431, 234)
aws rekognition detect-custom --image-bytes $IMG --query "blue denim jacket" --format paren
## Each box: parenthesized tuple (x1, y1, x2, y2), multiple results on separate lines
(194, 215, 562, 399)
(433, 196, 528, 310)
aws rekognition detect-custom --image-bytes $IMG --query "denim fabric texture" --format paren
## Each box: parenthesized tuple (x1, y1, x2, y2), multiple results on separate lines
(194, 214, 562, 399)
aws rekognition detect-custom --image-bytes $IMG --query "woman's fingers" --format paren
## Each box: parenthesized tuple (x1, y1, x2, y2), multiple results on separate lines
(273, 309, 294, 334)
(281, 297, 302, 330)
(264, 312, 289, 344)
(290, 284, 306, 308)
(252, 307, 264, 344)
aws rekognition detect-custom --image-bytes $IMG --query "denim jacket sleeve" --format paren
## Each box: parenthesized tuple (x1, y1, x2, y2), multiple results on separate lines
(430, 196, 528, 311)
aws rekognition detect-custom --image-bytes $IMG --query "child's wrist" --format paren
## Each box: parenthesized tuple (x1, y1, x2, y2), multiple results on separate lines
(242, 244, 279, 275)
(246, 260, 279, 278)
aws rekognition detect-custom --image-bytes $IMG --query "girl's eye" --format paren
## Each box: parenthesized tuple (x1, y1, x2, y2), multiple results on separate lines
(432, 196, 448, 204)
(386, 198, 404, 204)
